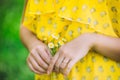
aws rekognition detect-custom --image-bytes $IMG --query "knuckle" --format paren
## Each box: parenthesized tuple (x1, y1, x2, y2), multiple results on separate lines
(60, 49, 66, 55)
(60, 65, 64, 69)
(36, 46, 41, 51)
(30, 50, 34, 53)
(30, 50, 36, 56)
(67, 64, 72, 70)
(30, 47, 36, 53)
(44, 58, 49, 63)
(36, 45, 41, 48)
(41, 69, 45, 72)
(30, 52, 34, 56)
(39, 62, 45, 67)
(37, 45, 44, 50)
(43, 56, 47, 60)
(36, 46, 42, 51)
(34, 66, 39, 70)
(59, 47, 68, 55)
(42, 46, 46, 49)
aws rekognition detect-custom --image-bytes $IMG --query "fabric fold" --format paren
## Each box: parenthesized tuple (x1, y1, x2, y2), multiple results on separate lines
(23, 0, 119, 37)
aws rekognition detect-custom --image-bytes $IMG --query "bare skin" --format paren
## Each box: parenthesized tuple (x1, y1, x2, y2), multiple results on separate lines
(47, 33, 120, 76)
(20, 25, 52, 74)
(20, 25, 120, 76)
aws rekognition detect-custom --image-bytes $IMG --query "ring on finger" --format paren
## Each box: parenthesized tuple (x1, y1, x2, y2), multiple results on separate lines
(60, 58, 70, 70)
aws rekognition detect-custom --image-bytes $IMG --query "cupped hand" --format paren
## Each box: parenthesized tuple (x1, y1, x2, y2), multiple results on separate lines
(47, 33, 95, 76)
(27, 41, 52, 75)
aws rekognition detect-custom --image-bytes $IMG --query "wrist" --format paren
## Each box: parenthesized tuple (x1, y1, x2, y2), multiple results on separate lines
(87, 33, 100, 50)
(79, 33, 97, 49)
(28, 39, 43, 51)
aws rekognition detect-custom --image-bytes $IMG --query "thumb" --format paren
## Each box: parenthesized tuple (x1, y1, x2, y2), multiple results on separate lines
(47, 52, 59, 74)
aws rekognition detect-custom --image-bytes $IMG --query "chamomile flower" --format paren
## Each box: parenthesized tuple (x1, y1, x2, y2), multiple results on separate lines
(48, 42, 54, 48)
(62, 38, 67, 42)
(58, 40, 64, 45)
(51, 33, 60, 40)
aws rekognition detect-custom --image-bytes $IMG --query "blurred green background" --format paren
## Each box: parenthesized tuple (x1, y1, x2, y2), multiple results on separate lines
(0, 0, 34, 80)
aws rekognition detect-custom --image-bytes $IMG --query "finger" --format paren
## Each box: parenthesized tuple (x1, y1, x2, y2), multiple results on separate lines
(60, 57, 70, 70)
(31, 50, 48, 70)
(45, 48, 52, 58)
(47, 52, 59, 74)
(27, 59, 45, 75)
(29, 55, 46, 73)
(55, 55, 64, 73)
(37, 47, 50, 64)
(64, 59, 76, 76)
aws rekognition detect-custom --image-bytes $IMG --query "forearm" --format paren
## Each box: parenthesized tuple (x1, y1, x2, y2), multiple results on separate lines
(20, 25, 40, 51)
(92, 33, 120, 61)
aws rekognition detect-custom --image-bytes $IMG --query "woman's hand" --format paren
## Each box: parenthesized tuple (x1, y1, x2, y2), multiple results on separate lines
(20, 26, 52, 75)
(27, 41, 52, 75)
(47, 33, 95, 76)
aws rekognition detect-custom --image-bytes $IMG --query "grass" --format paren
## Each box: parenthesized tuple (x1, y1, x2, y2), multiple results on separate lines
(0, 0, 34, 80)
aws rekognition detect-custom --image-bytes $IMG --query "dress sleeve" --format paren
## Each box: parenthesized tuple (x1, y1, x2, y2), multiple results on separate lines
(22, 0, 37, 34)
(22, 0, 55, 34)
(107, 0, 120, 37)
(113, 23, 120, 37)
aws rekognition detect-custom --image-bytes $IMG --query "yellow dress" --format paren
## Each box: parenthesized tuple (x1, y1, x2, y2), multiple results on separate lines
(22, 0, 120, 80)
